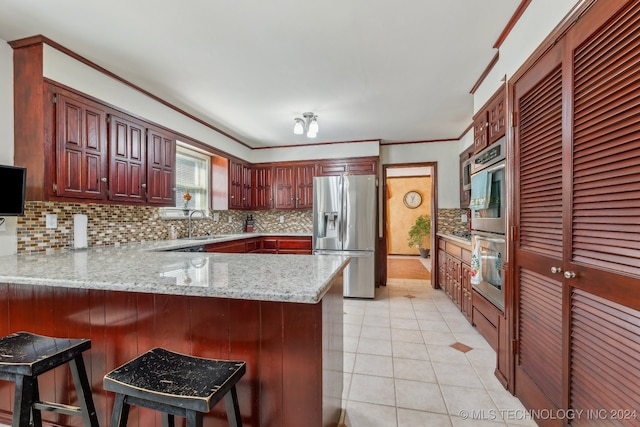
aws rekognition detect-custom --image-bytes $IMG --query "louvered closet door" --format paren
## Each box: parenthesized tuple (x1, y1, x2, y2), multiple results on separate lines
(512, 43, 565, 426)
(568, 1, 640, 423)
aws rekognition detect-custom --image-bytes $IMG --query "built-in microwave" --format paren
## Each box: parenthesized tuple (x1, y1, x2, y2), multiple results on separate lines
(462, 157, 472, 191)
(470, 137, 506, 235)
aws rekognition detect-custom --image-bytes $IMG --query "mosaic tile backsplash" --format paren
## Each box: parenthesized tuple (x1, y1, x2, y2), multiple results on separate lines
(17, 202, 313, 254)
(17, 202, 470, 253)
(436, 208, 471, 235)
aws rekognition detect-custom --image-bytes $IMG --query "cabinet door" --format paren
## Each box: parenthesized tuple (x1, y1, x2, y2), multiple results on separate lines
(229, 160, 244, 209)
(252, 166, 273, 209)
(109, 114, 146, 203)
(488, 92, 506, 143)
(472, 112, 488, 153)
(461, 263, 472, 322)
(146, 128, 176, 205)
(242, 163, 252, 208)
(437, 248, 447, 290)
(274, 166, 295, 209)
(55, 94, 108, 200)
(295, 164, 315, 208)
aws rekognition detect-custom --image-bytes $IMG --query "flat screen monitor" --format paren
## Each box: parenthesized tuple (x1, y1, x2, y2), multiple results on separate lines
(0, 165, 27, 216)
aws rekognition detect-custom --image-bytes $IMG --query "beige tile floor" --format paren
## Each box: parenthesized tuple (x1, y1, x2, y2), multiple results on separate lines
(341, 258, 537, 427)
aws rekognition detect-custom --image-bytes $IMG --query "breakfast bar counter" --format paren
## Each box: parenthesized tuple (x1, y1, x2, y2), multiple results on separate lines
(0, 242, 347, 427)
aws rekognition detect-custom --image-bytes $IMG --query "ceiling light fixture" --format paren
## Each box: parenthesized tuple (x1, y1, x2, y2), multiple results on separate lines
(293, 112, 319, 138)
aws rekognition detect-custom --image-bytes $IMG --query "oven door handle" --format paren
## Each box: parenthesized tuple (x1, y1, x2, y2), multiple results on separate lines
(474, 236, 505, 244)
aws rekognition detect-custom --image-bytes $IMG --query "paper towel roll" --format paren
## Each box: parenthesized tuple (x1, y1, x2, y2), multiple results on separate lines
(73, 214, 88, 249)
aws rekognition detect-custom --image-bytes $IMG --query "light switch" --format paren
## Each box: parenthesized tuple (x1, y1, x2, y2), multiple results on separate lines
(461, 213, 468, 223)
(46, 214, 58, 229)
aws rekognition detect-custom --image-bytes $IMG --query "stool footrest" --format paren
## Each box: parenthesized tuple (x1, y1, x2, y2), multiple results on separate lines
(33, 401, 82, 417)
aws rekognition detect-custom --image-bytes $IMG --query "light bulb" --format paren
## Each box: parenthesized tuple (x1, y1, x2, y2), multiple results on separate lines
(308, 116, 319, 134)
(307, 130, 317, 138)
(293, 118, 304, 135)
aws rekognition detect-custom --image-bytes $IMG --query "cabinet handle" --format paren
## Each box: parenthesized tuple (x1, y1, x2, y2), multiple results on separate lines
(564, 271, 576, 279)
(100, 177, 107, 183)
(550, 266, 562, 274)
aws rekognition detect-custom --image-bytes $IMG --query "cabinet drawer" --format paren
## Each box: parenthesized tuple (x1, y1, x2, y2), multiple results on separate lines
(472, 289, 501, 326)
(278, 238, 312, 250)
(462, 248, 472, 264)
(262, 239, 278, 250)
(445, 242, 462, 258)
(473, 307, 498, 351)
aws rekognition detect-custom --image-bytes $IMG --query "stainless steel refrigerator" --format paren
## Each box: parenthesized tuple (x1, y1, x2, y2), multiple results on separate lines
(313, 174, 377, 298)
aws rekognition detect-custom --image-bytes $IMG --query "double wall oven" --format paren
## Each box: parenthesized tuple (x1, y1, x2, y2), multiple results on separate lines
(470, 137, 506, 310)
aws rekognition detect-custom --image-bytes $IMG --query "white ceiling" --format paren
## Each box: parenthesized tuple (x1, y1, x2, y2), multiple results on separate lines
(0, 0, 520, 149)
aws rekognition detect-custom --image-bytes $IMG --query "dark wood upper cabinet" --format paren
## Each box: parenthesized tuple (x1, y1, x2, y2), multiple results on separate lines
(472, 88, 505, 154)
(252, 166, 273, 210)
(273, 165, 295, 209)
(146, 127, 176, 206)
(295, 164, 315, 209)
(108, 114, 146, 203)
(228, 160, 251, 209)
(316, 157, 378, 176)
(55, 93, 108, 200)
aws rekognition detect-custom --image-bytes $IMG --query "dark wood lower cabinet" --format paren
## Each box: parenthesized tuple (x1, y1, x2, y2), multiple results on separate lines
(206, 236, 312, 254)
(0, 279, 343, 427)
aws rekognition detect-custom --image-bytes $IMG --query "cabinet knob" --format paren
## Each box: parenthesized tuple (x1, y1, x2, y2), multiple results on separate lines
(100, 177, 107, 182)
(141, 183, 147, 188)
(564, 271, 577, 279)
(550, 266, 562, 274)
(230, 195, 234, 199)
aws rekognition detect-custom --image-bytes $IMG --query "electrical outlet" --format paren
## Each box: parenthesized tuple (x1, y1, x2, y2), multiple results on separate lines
(213, 212, 220, 222)
(46, 214, 58, 229)
(461, 213, 468, 223)
(228, 216, 232, 223)
(279, 215, 285, 224)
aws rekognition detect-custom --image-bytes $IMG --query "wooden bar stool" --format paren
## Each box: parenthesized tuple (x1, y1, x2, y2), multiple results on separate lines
(0, 331, 99, 427)
(103, 348, 246, 427)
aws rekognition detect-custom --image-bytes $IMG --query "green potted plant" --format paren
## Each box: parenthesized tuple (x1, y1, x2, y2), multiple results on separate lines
(407, 214, 431, 257)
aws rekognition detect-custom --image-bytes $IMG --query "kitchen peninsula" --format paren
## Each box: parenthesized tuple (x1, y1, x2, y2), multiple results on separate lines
(0, 239, 347, 427)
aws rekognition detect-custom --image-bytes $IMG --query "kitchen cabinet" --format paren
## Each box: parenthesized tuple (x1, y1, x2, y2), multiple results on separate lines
(205, 236, 312, 254)
(472, 87, 505, 154)
(146, 127, 176, 206)
(273, 163, 315, 209)
(55, 93, 108, 200)
(436, 236, 471, 313)
(316, 157, 378, 176)
(459, 144, 474, 209)
(108, 113, 146, 203)
(229, 160, 251, 209)
(252, 166, 273, 210)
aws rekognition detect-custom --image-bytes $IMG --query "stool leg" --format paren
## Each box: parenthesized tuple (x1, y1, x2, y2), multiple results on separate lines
(161, 413, 175, 427)
(29, 378, 42, 427)
(70, 355, 100, 427)
(12, 375, 34, 427)
(185, 410, 203, 427)
(110, 394, 130, 427)
(223, 386, 242, 427)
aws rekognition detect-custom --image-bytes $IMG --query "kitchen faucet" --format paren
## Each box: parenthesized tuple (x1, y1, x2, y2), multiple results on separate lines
(188, 210, 206, 238)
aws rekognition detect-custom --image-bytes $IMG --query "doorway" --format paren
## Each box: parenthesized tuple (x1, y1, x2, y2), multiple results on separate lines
(381, 163, 437, 285)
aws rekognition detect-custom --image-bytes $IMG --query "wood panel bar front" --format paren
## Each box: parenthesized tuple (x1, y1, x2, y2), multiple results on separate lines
(0, 278, 343, 427)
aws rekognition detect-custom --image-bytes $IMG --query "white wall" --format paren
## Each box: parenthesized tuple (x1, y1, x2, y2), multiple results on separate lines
(44, 46, 253, 161)
(474, 0, 581, 109)
(251, 140, 379, 163)
(0, 39, 17, 255)
(380, 141, 460, 209)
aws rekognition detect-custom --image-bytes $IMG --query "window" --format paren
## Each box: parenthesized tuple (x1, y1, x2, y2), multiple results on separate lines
(161, 143, 210, 217)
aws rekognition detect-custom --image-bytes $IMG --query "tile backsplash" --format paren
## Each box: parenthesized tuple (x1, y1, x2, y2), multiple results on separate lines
(17, 201, 313, 254)
(17, 202, 468, 253)
(436, 208, 471, 235)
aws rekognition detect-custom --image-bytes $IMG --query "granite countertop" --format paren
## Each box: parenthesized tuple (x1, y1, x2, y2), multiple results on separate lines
(0, 236, 348, 304)
(437, 233, 472, 247)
